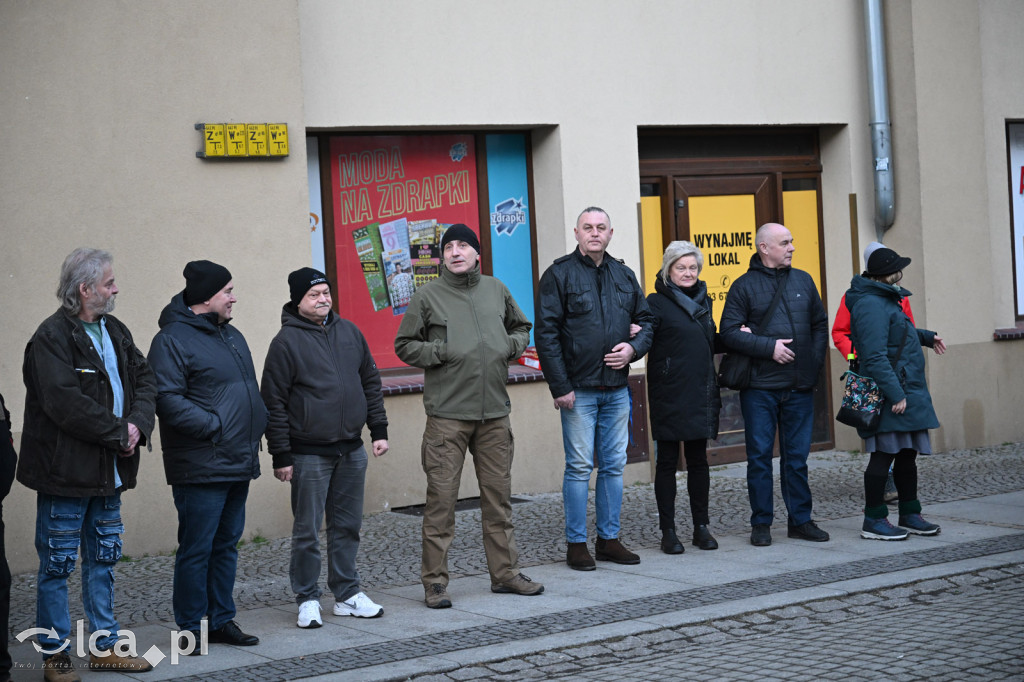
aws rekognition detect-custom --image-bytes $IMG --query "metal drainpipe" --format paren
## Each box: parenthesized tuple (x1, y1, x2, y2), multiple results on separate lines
(865, 0, 894, 238)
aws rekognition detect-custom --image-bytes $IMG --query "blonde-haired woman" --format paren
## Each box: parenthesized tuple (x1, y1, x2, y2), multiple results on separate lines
(646, 241, 722, 553)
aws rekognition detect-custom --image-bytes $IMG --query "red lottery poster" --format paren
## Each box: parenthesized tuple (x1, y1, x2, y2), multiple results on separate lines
(329, 135, 480, 368)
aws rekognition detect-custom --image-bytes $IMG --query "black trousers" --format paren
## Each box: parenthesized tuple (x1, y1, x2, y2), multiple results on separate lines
(0, 513, 10, 680)
(655, 439, 710, 529)
(864, 449, 919, 509)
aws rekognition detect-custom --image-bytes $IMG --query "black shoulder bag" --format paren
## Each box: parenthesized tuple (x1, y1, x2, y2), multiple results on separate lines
(717, 276, 788, 390)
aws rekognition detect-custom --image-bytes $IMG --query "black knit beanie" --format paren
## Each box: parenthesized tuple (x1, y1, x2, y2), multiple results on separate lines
(288, 267, 330, 306)
(439, 223, 480, 254)
(183, 260, 232, 306)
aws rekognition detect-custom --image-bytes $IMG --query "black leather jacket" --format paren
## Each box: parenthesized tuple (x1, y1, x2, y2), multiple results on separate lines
(536, 249, 654, 398)
(148, 293, 267, 485)
(17, 309, 156, 497)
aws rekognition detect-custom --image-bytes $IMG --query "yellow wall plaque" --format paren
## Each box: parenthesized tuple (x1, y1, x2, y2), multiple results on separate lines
(246, 124, 268, 156)
(201, 124, 225, 157)
(268, 123, 289, 156)
(226, 124, 248, 157)
(196, 122, 288, 159)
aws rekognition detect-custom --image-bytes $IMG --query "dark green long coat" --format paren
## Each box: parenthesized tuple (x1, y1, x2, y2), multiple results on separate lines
(845, 275, 940, 439)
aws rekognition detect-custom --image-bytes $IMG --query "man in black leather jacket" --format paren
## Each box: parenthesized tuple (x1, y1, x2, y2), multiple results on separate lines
(536, 206, 654, 571)
(719, 223, 829, 548)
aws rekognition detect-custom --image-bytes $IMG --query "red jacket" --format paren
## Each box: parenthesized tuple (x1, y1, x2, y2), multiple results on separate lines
(832, 293, 914, 358)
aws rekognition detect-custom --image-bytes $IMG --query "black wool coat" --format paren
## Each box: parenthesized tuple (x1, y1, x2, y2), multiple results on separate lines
(646, 278, 722, 442)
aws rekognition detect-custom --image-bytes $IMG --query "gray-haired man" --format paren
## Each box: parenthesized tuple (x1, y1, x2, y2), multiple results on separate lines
(17, 248, 156, 681)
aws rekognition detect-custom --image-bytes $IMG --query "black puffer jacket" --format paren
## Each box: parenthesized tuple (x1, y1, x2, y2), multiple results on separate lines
(719, 254, 828, 391)
(261, 305, 388, 469)
(646, 279, 722, 442)
(17, 309, 156, 496)
(148, 293, 267, 485)
(536, 249, 654, 398)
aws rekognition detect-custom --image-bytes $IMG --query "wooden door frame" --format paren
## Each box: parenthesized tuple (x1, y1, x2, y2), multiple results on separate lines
(639, 127, 833, 464)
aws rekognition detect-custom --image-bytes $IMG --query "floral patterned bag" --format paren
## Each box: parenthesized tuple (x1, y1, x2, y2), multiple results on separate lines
(836, 370, 884, 430)
(835, 324, 910, 431)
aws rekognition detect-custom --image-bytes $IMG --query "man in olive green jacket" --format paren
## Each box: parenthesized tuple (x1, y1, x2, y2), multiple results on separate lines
(395, 223, 541, 609)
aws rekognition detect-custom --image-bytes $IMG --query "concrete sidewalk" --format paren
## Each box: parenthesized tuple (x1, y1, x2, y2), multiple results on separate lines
(7, 446, 1024, 681)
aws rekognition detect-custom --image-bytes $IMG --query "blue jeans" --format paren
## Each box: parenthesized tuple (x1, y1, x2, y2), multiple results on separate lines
(740, 388, 815, 527)
(35, 492, 124, 656)
(290, 449, 367, 604)
(561, 387, 630, 543)
(171, 481, 249, 631)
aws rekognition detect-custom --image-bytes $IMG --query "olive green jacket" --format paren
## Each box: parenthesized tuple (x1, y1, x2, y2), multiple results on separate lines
(395, 265, 531, 420)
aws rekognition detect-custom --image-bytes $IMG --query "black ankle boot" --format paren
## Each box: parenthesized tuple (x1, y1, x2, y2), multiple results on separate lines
(661, 528, 684, 554)
(692, 524, 719, 550)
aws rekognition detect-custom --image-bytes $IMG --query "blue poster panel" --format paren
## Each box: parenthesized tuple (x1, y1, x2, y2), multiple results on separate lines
(485, 134, 535, 344)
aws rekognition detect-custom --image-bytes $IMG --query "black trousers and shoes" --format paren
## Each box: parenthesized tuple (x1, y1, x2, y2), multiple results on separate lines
(655, 440, 718, 551)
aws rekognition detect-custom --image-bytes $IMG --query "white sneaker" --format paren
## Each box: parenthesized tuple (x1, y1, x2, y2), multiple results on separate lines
(297, 599, 323, 628)
(334, 591, 383, 618)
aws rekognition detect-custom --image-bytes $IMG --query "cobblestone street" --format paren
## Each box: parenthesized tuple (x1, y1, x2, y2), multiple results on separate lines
(404, 564, 1024, 681)
(6, 443, 1023, 681)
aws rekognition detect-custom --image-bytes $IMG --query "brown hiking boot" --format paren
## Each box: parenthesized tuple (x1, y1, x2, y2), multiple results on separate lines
(424, 583, 452, 609)
(491, 573, 544, 595)
(43, 653, 80, 682)
(566, 541, 596, 571)
(89, 650, 154, 672)
(595, 537, 640, 565)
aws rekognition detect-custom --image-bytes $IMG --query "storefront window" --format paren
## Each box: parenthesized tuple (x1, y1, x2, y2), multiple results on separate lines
(316, 132, 536, 368)
(1008, 122, 1024, 321)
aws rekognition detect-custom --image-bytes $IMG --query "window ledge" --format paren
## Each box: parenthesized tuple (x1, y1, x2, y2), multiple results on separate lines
(381, 364, 546, 397)
(993, 322, 1024, 341)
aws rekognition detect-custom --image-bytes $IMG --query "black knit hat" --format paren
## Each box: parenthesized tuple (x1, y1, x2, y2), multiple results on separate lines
(288, 267, 330, 306)
(440, 223, 480, 254)
(183, 260, 232, 305)
(866, 248, 911, 277)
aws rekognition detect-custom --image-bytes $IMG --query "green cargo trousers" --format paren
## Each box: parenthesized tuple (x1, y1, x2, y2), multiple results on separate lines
(420, 415, 519, 587)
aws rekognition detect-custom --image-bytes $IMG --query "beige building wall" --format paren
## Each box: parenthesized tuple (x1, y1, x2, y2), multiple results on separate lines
(2, 0, 1021, 572)
(0, 1, 310, 574)
(831, 0, 1024, 451)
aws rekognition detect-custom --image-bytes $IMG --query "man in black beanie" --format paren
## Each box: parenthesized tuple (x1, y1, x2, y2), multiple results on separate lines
(182, 260, 233, 308)
(262, 267, 389, 628)
(148, 261, 267, 653)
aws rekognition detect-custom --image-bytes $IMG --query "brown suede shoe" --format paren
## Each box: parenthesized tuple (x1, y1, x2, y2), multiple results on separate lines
(566, 541, 596, 571)
(43, 653, 80, 682)
(89, 650, 154, 672)
(595, 537, 640, 565)
(491, 573, 545, 595)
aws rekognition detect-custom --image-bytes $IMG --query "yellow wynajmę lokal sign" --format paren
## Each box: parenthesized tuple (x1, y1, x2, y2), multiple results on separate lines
(640, 191, 822, 328)
(196, 123, 289, 158)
